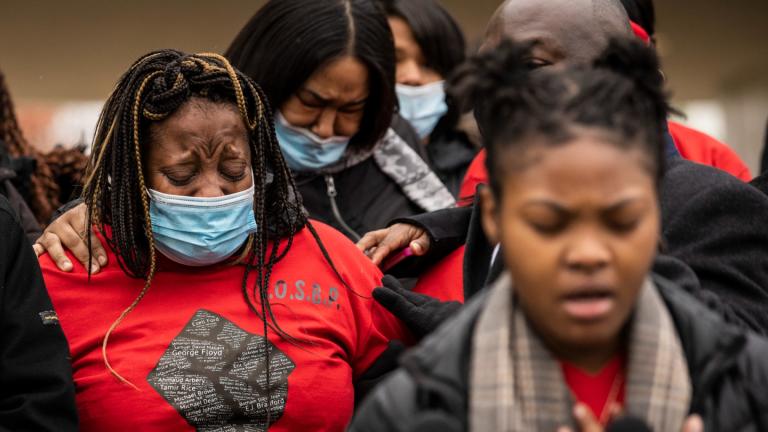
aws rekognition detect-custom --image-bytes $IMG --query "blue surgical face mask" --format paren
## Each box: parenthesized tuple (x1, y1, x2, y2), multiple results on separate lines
(274, 112, 350, 172)
(148, 181, 257, 267)
(396, 81, 448, 139)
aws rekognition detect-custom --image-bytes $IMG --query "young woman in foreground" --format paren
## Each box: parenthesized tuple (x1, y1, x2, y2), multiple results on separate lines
(351, 39, 768, 432)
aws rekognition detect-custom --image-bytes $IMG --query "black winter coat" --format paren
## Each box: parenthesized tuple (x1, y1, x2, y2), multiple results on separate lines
(294, 115, 429, 241)
(395, 157, 768, 335)
(350, 276, 768, 432)
(0, 195, 77, 431)
(424, 124, 478, 198)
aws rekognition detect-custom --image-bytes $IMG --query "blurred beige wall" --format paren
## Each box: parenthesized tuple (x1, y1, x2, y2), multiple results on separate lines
(2, 0, 767, 171)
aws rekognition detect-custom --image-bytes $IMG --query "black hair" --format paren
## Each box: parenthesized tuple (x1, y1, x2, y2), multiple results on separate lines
(449, 37, 672, 199)
(380, 0, 466, 79)
(381, 0, 466, 137)
(82, 52, 354, 420)
(620, 0, 656, 38)
(225, 0, 395, 152)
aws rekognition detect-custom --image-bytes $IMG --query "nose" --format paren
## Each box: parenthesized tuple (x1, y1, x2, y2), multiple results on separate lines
(397, 60, 425, 87)
(564, 234, 610, 274)
(193, 172, 227, 198)
(193, 185, 226, 198)
(311, 108, 337, 139)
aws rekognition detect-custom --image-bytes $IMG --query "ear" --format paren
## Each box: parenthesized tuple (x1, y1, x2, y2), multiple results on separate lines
(479, 186, 500, 245)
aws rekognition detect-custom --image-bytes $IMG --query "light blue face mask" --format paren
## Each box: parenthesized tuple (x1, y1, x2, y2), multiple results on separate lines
(274, 112, 350, 172)
(148, 182, 257, 267)
(396, 81, 449, 140)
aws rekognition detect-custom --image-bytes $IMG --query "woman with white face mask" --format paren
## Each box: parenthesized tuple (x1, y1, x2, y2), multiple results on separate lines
(383, 0, 481, 198)
(37, 51, 409, 431)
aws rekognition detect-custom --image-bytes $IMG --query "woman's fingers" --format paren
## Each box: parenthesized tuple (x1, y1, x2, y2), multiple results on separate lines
(88, 228, 108, 266)
(357, 229, 388, 255)
(682, 415, 704, 432)
(356, 224, 430, 266)
(36, 232, 73, 272)
(57, 223, 100, 274)
(35, 203, 106, 274)
(408, 231, 430, 256)
(572, 404, 604, 432)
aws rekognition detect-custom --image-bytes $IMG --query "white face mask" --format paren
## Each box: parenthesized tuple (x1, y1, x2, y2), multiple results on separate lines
(396, 81, 449, 139)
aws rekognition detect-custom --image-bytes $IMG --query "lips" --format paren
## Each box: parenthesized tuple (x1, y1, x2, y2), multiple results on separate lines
(560, 286, 616, 322)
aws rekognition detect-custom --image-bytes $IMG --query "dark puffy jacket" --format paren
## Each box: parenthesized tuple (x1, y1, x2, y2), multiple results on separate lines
(0, 195, 78, 431)
(350, 276, 768, 432)
(423, 122, 480, 198)
(295, 115, 432, 241)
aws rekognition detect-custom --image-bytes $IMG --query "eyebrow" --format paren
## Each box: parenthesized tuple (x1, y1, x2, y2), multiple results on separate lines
(604, 197, 641, 213)
(520, 35, 566, 59)
(300, 88, 368, 107)
(524, 200, 570, 214)
(524, 196, 641, 213)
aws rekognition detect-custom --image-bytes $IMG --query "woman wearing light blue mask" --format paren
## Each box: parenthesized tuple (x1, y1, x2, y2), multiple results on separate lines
(225, 0, 456, 241)
(384, 0, 482, 198)
(35, 50, 410, 431)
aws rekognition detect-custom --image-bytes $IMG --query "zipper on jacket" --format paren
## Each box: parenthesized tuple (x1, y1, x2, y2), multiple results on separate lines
(324, 175, 362, 241)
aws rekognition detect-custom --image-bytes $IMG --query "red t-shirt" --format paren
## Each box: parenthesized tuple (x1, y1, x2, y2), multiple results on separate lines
(412, 246, 466, 303)
(41, 221, 407, 432)
(561, 355, 626, 426)
(458, 150, 488, 206)
(668, 121, 752, 181)
(459, 123, 752, 202)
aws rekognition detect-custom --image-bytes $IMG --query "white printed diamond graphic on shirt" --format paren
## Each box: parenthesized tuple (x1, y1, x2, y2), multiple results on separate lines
(148, 310, 295, 431)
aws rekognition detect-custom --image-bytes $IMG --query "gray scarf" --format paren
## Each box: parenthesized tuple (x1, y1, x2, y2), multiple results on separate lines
(469, 273, 692, 431)
(315, 128, 456, 212)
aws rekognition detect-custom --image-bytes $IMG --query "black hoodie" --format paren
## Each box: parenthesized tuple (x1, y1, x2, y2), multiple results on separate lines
(0, 195, 77, 431)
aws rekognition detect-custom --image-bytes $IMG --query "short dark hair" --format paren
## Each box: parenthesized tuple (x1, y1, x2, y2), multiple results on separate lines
(620, 0, 656, 37)
(225, 0, 395, 151)
(381, 0, 466, 78)
(449, 38, 672, 198)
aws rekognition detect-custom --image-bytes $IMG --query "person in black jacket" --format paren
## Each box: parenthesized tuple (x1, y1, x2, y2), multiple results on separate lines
(382, 0, 481, 196)
(0, 194, 77, 431)
(359, 0, 768, 337)
(352, 38, 768, 432)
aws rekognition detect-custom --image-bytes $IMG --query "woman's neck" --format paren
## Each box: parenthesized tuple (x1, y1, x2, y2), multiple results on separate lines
(558, 342, 623, 374)
(541, 329, 628, 374)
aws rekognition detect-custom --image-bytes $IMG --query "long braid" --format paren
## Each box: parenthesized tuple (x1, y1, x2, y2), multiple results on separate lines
(99, 71, 162, 387)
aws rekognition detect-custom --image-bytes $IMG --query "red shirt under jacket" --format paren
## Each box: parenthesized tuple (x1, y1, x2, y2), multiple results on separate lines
(668, 121, 752, 181)
(41, 221, 407, 432)
(412, 246, 466, 303)
(561, 354, 627, 426)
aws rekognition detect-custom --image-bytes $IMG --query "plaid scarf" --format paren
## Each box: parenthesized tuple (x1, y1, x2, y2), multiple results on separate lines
(469, 273, 692, 431)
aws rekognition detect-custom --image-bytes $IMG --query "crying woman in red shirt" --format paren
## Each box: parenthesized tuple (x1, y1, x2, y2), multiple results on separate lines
(37, 50, 406, 431)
